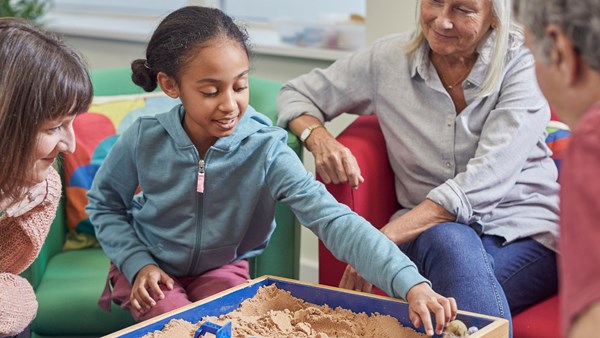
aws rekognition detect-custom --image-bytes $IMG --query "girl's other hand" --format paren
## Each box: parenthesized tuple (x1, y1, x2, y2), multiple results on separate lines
(130, 264, 175, 312)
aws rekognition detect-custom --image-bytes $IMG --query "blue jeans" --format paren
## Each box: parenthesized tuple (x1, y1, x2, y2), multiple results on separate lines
(398, 222, 557, 338)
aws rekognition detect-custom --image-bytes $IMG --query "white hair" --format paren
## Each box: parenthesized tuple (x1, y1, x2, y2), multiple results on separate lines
(406, 0, 523, 97)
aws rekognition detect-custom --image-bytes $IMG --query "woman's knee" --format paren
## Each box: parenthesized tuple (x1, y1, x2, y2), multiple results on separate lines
(419, 222, 479, 252)
(402, 222, 488, 273)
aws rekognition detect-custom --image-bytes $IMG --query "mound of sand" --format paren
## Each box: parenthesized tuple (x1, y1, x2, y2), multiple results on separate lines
(143, 284, 426, 338)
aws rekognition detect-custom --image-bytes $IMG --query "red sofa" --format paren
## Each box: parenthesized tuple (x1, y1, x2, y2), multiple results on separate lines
(318, 115, 563, 338)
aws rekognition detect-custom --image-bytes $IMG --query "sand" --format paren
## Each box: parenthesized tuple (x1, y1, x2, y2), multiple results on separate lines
(143, 284, 426, 338)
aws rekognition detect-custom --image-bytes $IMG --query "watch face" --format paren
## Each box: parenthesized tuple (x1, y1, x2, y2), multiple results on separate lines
(300, 124, 322, 143)
(300, 128, 311, 142)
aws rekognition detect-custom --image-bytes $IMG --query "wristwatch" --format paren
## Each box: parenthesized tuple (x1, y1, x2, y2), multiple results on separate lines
(299, 124, 324, 143)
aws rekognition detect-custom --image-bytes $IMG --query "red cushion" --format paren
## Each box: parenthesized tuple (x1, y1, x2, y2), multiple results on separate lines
(513, 295, 560, 338)
(319, 115, 397, 290)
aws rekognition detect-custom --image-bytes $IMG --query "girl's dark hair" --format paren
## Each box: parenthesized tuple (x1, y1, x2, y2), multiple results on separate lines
(132, 6, 251, 92)
(0, 17, 93, 200)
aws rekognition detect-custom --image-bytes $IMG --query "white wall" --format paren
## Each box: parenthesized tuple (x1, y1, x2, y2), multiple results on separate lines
(58, 0, 418, 284)
(62, 0, 417, 79)
(366, 0, 417, 44)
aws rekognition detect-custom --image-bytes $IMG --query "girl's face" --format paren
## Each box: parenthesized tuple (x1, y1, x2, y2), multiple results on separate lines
(31, 115, 76, 184)
(165, 39, 250, 153)
(420, 0, 496, 58)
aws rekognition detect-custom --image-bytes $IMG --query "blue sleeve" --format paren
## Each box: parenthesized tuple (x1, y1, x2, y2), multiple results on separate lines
(86, 119, 157, 283)
(264, 130, 429, 299)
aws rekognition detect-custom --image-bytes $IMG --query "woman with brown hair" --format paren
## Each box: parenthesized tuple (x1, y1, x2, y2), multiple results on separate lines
(0, 18, 92, 337)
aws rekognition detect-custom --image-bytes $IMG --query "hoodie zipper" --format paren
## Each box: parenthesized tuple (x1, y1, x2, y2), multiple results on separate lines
(197, 159, 205, 193)
(189, 157, 205, 275)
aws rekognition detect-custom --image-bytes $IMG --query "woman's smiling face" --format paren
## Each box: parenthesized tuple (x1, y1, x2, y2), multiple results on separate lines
(420, 0, 496, 59)
(31, 115, 76, 184)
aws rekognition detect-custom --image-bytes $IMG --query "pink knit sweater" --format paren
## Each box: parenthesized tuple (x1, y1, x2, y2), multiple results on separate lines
(0, 167, 61, 337)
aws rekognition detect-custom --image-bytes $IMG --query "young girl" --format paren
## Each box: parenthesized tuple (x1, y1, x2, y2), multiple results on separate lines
(0, 18, 93, 337)
(87, 6, 456, 336)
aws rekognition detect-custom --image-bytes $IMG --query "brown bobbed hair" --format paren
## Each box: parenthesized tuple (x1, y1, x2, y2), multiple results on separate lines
(0, 17, 93, 201)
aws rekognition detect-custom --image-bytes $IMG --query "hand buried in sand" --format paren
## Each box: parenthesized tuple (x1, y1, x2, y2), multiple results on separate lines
(131, 264, 175, 312)
(339, 264, 373, 293)
(406, 282, 457, 336)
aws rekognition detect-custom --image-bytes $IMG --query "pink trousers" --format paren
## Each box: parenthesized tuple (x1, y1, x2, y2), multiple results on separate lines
(99, 260, 250, 322)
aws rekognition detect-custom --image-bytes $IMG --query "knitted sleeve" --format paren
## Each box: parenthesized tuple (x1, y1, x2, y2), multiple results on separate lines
(0, 273, 37, 337)
(0, 166, 61, 274)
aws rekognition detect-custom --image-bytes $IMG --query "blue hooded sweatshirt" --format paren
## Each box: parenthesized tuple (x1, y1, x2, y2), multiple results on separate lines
(86, 104, 427, 300)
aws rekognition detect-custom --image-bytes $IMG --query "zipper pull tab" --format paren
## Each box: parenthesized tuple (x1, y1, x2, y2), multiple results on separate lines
(197, 159, 205, 193)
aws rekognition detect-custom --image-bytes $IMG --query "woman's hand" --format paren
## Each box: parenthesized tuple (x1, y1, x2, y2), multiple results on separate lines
(130, 264, 175, 312)
(3, 180, 48, 217)
(339, 264, 373, 293)
(306, 129, 364, 189)
(406, 282, 458, 336)
(381, 199, 455, 245)
(289, 114, 364, 189)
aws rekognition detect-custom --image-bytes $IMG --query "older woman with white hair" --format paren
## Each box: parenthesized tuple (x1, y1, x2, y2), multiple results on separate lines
(514, 1, 600, 337)
(277, 0, 559, 334)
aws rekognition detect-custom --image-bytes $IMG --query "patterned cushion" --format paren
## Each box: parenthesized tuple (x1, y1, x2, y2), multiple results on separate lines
(63, 93, 180, 250)
(545, 120, 571, 175)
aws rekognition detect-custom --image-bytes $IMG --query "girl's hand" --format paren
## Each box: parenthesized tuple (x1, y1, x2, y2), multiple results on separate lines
(130, 264, 175, 312)
(3, 180, 48, 217)
(340, 265, 457, 336)
(406, 282, 457, 336)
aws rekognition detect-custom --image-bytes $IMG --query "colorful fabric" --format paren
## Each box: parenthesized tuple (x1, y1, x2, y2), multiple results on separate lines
(63, 93, 180, 250)
(545, 120, 571, 175)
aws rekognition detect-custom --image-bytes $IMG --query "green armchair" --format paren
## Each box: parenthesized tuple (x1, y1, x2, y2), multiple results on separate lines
(23, 68, 301, 338)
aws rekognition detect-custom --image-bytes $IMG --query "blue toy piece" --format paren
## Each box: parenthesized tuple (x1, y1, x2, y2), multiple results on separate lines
(193, 321, 232, 338)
